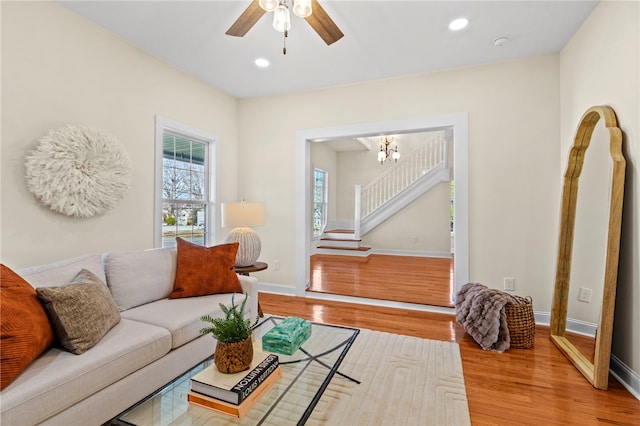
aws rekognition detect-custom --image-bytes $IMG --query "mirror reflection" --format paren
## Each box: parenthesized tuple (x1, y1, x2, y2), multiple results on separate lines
(566, 122, 611, 363)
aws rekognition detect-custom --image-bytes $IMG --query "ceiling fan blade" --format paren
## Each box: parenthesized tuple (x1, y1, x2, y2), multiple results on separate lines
(305, 0, 344, 45)
(226, 0, 266, 37)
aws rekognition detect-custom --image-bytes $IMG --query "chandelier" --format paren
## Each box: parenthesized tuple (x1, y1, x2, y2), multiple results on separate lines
(378, 137, 400, 164)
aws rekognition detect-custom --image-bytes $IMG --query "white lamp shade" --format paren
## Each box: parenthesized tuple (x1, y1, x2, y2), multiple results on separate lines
(293, 0, 312, 18)
(221, 202, 265, 228)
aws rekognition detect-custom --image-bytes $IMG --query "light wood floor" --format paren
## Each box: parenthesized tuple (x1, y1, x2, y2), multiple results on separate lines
(259, 293, 640, 425)
(308, 254, 454, 307)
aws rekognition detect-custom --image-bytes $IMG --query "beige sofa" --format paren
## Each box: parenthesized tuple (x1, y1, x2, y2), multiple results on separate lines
(0, 247, 257, 426)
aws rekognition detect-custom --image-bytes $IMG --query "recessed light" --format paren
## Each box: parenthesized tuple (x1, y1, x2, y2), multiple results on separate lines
(254, 58, 270, 68)
(449, 18, 469, 31)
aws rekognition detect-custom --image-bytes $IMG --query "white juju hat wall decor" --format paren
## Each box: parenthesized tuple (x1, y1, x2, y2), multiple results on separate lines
(25, 125, 132, 218)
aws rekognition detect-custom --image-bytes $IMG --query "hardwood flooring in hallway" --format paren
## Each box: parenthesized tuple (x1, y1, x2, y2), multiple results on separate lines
(307, 253, 454, 307)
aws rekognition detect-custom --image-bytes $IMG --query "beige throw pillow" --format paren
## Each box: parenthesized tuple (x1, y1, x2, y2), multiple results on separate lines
(36, 269, 121, 354)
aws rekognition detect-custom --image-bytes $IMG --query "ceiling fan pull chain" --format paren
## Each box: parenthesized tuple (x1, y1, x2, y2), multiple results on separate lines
(283, 29, 288, 55)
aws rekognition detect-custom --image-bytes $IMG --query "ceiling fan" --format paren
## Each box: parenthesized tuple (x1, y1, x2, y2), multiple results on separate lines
(226, 0, 344, 53)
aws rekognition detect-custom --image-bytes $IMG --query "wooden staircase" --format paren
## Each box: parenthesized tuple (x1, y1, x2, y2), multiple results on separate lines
(316, 229, 371, 256)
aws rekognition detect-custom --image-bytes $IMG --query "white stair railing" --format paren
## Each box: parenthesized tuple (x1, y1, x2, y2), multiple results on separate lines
(359, 131, 447, 219)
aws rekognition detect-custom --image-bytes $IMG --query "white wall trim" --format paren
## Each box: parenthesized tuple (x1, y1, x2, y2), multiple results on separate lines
(255, 281, 297, 296)
(533, 311, 598, 337)
(611, 355, 640, 401)
(296, 113, 469, 298)
(370, 249, 452, 258)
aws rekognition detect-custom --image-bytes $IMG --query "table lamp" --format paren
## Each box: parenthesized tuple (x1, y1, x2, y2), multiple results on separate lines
(221, 202, 265, 267)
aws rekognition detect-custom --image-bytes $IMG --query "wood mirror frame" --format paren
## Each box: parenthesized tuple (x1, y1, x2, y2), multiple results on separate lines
(550, 105, 626, 390)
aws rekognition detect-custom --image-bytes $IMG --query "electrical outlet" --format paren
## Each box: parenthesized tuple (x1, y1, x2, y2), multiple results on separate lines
(578, 287, 592, 303)
(411, 235, 418, 243)
(273, 260, 280, 270)
(504, 277, 515, 291)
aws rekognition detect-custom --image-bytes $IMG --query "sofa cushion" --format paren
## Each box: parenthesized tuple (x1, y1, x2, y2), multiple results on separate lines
(36, 269, 121, 354)
(0, 318, 171, 425)
(122, 292, 242, 349)
(169, 238, 242, 299)
(17, 254, 106, 288)
(0, 264, 55, 390)
(103, 247, 176, 311)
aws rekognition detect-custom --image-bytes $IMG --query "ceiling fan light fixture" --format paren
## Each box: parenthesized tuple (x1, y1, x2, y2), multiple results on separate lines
(259, 0, 279, 12)
(273, 3, 291, 33)
(292, 0, 312, 18)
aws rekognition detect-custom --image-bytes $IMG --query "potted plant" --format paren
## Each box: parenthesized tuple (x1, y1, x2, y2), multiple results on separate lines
(200, 293, 259, 373)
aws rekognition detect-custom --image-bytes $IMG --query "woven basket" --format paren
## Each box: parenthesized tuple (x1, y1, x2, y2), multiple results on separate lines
(505, 296, 535, 349)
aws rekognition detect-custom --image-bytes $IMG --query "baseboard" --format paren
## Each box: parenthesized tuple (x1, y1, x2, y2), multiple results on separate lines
(310, 248, 452, 258)
(370, 249, 452, 258)
(533, 311, 598, 337)
(255, 281, 296, 296)
(610, 355, 640, 401)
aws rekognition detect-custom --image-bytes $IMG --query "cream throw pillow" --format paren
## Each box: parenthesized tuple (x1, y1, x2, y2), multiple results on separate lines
(36, 269, 121, 354)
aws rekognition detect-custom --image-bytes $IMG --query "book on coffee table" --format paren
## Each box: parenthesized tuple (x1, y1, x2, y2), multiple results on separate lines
(188, 366, 282, 419)
(190, 351, 279, 405)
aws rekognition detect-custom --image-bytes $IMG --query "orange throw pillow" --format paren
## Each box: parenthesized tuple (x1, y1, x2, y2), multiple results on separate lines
(1, 264, 55, 390)
(169, 238, 243, 299)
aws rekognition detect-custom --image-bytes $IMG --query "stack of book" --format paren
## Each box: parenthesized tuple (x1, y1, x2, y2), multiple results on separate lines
(187, 351, 281, 419)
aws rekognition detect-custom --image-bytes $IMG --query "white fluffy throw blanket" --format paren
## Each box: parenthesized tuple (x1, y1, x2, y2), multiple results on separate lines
(455, 282, 517, 352)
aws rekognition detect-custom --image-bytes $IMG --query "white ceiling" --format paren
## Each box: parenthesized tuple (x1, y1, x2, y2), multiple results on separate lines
(58, 1, 599, 99)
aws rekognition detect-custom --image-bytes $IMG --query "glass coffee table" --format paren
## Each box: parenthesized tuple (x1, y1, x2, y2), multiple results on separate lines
(112, 316, 360, 426)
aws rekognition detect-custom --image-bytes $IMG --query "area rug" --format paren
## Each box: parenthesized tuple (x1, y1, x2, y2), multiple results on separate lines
(308, 328, 471, 426)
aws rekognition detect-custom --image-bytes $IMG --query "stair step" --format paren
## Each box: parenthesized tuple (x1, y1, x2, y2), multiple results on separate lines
(321, 237, 362, 242)
(324, 229, 354, 234)
(319, 239, 361, 249)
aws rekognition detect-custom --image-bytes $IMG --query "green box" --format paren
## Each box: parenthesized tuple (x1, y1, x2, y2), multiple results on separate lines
(262, 317, 312, 355)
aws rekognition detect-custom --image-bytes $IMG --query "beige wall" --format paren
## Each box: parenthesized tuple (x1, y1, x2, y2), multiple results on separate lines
(361, 182, 451, 253)
(559, 0, 640, 376)
(238, 54, 561, 313)
(0, 1, 239, 268)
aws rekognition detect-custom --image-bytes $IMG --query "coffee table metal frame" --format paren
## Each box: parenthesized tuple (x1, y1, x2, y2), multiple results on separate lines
(110, 316, 359, 426)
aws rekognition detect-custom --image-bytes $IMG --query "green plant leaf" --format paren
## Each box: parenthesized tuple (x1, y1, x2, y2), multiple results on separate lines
(199, 293, 258, 343)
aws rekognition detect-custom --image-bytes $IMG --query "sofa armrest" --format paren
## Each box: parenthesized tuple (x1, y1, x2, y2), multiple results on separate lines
(237, 275, 259, 320)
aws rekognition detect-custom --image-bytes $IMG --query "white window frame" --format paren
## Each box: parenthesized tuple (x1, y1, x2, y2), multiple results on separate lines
(154, 116, 217, 248)
(313, 168, 328, 238)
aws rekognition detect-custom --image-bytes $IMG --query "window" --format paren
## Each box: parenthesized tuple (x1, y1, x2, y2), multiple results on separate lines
(155, 118, 215, 248)
(313, 168, 328, 237)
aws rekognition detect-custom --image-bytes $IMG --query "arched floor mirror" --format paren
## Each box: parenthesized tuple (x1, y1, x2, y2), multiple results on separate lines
(550, 105, 626, 390)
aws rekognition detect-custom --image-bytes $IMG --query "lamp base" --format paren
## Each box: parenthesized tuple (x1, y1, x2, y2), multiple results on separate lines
(224, 227, 261, 267)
